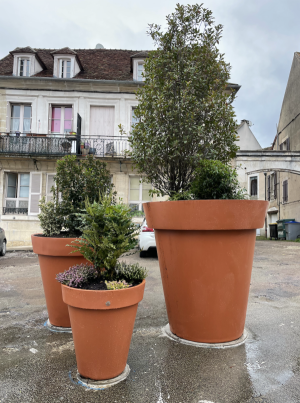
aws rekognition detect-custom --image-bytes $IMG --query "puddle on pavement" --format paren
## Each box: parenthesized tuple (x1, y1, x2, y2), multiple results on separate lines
(245, 337, 294, 397)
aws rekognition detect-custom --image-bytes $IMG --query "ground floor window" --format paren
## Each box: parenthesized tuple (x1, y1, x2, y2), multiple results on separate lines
(129, 176, 152, 211)
(5, 173, 30, 213)
(3, 172, 53, 216)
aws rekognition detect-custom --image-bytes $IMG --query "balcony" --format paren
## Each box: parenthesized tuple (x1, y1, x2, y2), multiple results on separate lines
(0, 133, 77, 156)
(0, 133, 131, 158)
(81, 135, 131, 158)
(3, 207, 28, 215)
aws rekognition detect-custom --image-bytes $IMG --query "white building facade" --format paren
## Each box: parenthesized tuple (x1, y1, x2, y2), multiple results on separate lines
(0, 47, 156, 246)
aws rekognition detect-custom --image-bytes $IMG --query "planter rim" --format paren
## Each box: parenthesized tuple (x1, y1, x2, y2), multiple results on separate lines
(143, 199, 269, 231)
(31, 234, 83, 257)
(61, 279, 146, 310)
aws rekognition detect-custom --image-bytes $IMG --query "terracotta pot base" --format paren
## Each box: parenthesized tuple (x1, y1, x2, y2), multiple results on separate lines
(77, 364, 130, 389)
(44, 319, 72, 334)
(163, 324, 248, 349)
(32, 234, 87, 328)
(144, 200, 269, 343)
(62, 280, 145, 381)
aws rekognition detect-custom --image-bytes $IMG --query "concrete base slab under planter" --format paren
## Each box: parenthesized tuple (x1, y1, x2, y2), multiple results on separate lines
(163, 324, 248, 348)
(77, 364, 130, 389)
(44, 319, 72, 334)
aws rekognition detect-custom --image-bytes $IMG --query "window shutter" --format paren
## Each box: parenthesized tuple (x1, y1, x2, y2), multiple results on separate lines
(48, 103, 52, 134)
(46, 173, 55, 202)
(267, 175, 270, 201)
(286, 138, 290, 150)
(28, 172, 42, 215)
(283, 180, 288, 203)
(280, 143, 283, 150)
(286, 180, 288, 202)
(274, 172, 277, 199)
(6, 103, 11, 133)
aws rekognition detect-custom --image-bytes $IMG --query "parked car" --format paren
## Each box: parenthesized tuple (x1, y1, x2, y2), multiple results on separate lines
(0, 227, 6, 256)
(138, 219, 156, 257)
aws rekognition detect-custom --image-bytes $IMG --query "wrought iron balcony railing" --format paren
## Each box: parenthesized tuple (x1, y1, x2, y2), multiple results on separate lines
(81, 135, 131, 158)
(3, 207, 28, 215)
(0, 133, 77, 156)
(0, 133, 131, 158)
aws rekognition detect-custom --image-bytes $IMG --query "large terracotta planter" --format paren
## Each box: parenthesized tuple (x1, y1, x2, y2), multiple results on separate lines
(61, 280, 145, 380)
(143, 200, 268, 344)
(31, 234, 87, 328)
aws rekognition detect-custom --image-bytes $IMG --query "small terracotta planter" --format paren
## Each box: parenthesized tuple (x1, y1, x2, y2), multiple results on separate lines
(61, 280, 145, 380)
(143, 200, 268, 344)
(31, 235, 87, 328)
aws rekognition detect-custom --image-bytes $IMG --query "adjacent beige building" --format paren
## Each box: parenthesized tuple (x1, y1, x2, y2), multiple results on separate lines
(233, 52, 300, 237)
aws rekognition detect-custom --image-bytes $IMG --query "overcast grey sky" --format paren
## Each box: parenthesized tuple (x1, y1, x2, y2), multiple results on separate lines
(1, 0, 299, 148)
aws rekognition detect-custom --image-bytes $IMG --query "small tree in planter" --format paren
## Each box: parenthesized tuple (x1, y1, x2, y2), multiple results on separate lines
(129, 4, 239, 198)
(56, 195, 147, 382)
(129, 4, 268, 344)
(31, 155, 115, 330)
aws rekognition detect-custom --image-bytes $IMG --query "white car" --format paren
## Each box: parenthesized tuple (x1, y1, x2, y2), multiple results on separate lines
(138, 219, 156, 257)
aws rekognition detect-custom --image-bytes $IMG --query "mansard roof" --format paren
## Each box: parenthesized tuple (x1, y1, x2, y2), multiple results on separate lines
(0, 47, 150, 81)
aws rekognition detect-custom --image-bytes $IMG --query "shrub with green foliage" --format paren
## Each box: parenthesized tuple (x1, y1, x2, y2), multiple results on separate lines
(39, 155, 114, 237)
(70, 194, 139, 281)
(38, 197, 64, 237)
(56, 194, 147, 289)
(189, 160, 246, 200)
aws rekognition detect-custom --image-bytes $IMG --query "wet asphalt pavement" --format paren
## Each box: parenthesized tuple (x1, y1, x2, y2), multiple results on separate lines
(1, 241, 300, 402)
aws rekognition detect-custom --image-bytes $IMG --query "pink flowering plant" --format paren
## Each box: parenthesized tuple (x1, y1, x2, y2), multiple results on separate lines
(56, 263, 98, 288)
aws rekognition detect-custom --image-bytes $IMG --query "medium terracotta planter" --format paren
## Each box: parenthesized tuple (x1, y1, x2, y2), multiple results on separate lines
(31, 234, 87, 328)
(61, 280, 145, 380)
(143, 200, 268, 344)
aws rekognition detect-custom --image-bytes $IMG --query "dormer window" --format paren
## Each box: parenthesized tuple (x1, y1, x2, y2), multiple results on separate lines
(19, 58, 30, 77)
(60, 59, 71, 78)
(131, 52, 148, 82)
(137, 63, 145, 81)
(132, 56, 147, 81)
(10, 48, 45, 77)
(51, 48, 83, 79)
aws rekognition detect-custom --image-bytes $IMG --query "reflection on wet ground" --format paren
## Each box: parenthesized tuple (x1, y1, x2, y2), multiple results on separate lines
(1, 243, 300, 402)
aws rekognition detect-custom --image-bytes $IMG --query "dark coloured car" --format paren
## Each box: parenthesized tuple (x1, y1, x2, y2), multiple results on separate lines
(0, 228, 6, 256)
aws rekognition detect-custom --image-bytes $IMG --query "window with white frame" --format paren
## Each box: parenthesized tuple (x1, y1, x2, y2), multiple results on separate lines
(3, 172, 44, 215)
(10, 104, 32, 133)
(249, 176, 257, 199)
(18, 58, 30, 77)
(5, 173, 30, 211)
(50, 106, 72, 134)
(131, 107, 139, 129)
(129, 177, 152, 211)
(59, 59, 71, 78)
(137, 62, 145, 81)
(46, 173, 56, 202)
